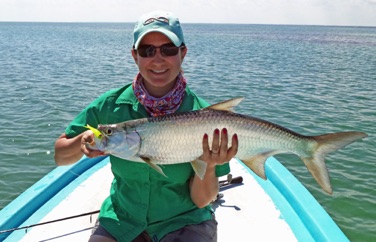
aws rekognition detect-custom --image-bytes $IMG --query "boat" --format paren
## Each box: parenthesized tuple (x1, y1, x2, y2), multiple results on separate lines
(0, 155, 349, 241)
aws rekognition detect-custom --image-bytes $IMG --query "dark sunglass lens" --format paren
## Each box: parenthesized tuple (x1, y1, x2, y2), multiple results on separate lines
(145, 46, 157, 57)
(161, 45, 179, 56)
(138, 45, 156, 57)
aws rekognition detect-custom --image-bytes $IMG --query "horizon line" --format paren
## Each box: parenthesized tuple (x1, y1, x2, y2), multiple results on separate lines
(0, 21, 375, 28)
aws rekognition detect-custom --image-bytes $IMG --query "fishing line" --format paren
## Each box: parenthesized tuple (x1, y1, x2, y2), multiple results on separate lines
(0, 210, 100, 234)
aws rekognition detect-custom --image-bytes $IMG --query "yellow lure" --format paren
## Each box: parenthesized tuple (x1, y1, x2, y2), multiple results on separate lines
(84, 124, 103, 139)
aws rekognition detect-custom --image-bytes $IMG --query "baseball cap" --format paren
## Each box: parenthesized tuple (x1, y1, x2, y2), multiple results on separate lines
(133, 11, 185, 49)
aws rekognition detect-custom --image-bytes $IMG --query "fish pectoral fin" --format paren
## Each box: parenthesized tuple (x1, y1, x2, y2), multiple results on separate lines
(206, 97, 244, 112)
(191, 159, 208, 180)
(140, 156, 167, 178)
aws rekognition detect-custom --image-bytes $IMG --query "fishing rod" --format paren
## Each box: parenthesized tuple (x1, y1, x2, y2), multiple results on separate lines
(0, 210, 100, 234)
(219, 174, 243, 188)
(215, 174, 243, 202)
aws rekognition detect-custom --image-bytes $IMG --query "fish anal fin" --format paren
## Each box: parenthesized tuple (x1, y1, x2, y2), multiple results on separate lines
(191, 159, 208, 180)
(206, 97, 244, 112)
(140, 156, 167, 178)
(240, 154, 268, 180)
(240, 151, 281, 179)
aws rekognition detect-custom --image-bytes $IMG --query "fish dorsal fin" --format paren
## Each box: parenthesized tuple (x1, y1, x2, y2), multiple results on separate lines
(206, 97, 244, 112)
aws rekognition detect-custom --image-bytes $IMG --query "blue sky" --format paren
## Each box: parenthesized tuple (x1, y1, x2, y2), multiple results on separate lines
(0, 0, 375, 26)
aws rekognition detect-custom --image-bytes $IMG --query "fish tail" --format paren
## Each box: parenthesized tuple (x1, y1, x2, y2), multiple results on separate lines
(302, 131, 367, 194)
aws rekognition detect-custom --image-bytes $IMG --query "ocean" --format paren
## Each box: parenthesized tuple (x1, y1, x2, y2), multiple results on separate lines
(0, 22, 375, 241)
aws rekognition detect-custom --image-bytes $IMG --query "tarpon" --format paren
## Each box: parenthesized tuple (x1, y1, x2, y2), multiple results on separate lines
(85, 98, 367, 194)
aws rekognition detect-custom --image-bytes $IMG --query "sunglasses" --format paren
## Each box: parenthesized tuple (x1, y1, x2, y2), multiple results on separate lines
(136, 43, 184, 58)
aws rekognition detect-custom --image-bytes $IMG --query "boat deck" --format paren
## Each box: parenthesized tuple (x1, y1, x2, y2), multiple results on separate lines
(14, 161, 112, 241)
(1, 155, 348, 241)
(3, 158, 296, 241)
(214, 160, 296, 241)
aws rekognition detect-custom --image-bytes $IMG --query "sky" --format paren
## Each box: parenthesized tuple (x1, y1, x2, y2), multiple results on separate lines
(0, 0, 375, 27)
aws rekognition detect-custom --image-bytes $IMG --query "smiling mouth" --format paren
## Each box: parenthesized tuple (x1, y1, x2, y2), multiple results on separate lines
(151, 69, 168, 74)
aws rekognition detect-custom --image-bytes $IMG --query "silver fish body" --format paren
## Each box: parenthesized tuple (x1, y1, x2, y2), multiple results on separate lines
(89, 98, 367, 194)
(104, 110, 311, 164)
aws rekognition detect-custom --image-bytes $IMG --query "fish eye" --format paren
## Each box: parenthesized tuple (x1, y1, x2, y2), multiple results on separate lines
(104, 129, 113, 136)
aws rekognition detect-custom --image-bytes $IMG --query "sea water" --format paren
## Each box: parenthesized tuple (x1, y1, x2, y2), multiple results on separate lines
(0, 22, 375, 241)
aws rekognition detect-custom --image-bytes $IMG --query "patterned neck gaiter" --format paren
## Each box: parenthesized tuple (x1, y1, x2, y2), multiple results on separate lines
(132, 72, 187, 117)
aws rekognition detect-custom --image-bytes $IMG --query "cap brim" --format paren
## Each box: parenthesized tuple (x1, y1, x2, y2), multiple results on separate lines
(134, 29, 182, 49)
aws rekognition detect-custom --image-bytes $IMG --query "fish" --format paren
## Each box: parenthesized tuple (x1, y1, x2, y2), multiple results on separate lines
(85, 97, 367, 194)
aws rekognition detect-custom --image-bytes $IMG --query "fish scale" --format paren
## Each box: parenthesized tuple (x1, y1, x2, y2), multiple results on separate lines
(136, 109, 305, 163)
